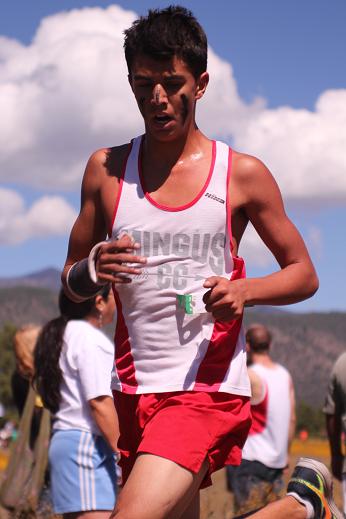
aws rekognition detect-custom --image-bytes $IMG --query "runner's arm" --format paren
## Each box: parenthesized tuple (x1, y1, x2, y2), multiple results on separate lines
(61, 150, 110, 300)
(326, 413, 343, 481)
(204, 156, 319, 320)
(248, 368, 266, 405)
(234, 155, 319, 306)
(61, 148, 146, 301)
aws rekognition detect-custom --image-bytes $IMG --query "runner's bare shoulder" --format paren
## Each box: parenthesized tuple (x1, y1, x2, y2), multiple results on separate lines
(232, 150, 273, 183)
(83, 144, 131, 182)
(103, 143, 132, 180)
(231, 149, 282, 207)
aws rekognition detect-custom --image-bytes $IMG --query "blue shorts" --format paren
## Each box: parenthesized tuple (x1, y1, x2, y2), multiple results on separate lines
(49, 429, 117, 514)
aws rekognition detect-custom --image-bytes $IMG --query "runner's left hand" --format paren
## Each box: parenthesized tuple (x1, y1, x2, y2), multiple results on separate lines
(203, 276, 246, 321)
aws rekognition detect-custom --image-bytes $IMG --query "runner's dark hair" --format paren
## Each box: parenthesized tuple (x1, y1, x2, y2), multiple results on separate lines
(124, 5, 207, 79)
(33, 285, 111, 414)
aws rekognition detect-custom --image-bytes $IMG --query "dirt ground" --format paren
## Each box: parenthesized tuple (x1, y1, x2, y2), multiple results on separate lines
(200, 468, 233, 519)
(0, 439, 343, 519)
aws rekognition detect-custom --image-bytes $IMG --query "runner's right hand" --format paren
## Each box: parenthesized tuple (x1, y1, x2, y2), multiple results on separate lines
(96, 234, 147, 284)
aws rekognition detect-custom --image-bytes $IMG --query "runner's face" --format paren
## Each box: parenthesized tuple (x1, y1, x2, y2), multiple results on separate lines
(129, 54, 208, 141)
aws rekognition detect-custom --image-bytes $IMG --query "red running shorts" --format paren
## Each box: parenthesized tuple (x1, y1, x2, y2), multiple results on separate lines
(113, 390, 251, 488)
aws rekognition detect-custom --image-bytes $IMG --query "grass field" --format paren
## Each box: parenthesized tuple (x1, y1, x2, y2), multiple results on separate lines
(291, 438, 331, 458)
(0, 439, 343, 518)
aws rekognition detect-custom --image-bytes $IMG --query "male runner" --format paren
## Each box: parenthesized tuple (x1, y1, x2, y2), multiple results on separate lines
(61, 6, 341, 519)
(227, 324, 296, 515)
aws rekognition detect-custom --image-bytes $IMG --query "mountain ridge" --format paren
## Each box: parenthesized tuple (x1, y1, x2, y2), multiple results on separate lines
(0, 267, 61, 291)
(0, 269, 344, 408)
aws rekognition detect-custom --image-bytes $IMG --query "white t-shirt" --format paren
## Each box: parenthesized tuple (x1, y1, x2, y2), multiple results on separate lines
(53, 320, 114, 435)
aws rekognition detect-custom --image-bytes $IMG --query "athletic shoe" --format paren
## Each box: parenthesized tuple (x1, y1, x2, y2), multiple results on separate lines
(287, 457, 343, 518)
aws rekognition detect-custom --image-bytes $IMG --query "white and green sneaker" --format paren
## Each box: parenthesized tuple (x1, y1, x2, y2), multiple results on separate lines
(287, 457, 343, 519)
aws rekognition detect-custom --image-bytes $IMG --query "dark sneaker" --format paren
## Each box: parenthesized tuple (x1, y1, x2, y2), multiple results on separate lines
(287, 457, 343, 518)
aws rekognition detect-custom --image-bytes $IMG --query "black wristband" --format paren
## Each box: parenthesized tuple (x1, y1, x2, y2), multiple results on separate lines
(67, 259, 106, 300)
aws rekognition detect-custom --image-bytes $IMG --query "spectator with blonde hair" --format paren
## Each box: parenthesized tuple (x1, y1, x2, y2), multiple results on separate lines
(11, 324, 42, 419)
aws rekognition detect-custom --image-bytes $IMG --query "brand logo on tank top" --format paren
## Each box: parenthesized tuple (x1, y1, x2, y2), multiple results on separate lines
(205, 192, 225, 204)
(120, 229, 228, 290)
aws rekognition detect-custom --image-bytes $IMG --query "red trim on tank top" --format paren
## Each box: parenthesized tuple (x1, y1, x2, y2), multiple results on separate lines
(108, 141, 134, 236)
(192, 256, 246, 391)
(249, 385, 269, 435)
(226, 147, 234, 253)
(138, 137, 216, 212)
(112, 286, 138, 394)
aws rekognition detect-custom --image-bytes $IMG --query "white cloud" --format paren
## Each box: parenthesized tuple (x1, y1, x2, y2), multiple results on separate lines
(305, 226, 323, 261)
(197, 48, 265, 139)
(239, 222, 323, 269)
(232, 90, 346, 201)
(0, 4, 345, 204)
(0, 5, 141, 190)
(0, 188, 77, 244)
(238, 224, 274, 268)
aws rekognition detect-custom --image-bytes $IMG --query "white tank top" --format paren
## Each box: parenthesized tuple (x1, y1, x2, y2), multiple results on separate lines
(242, 363, 292, 469)
(110, 135, 250, 396)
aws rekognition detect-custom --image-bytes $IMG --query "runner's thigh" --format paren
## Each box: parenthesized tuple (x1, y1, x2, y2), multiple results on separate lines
(113, 453, 208, 519)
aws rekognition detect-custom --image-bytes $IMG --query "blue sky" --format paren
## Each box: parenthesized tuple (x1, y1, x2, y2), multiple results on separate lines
(1, 1, 345, 312)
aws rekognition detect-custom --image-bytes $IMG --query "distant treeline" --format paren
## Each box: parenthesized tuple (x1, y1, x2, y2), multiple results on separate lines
(0, 319, 331, 435)
(0, 323, 17, 415)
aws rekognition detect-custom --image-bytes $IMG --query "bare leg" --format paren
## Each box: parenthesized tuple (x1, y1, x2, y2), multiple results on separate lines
(111, 453, 208, 519)
(248, 496, 306, 519)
